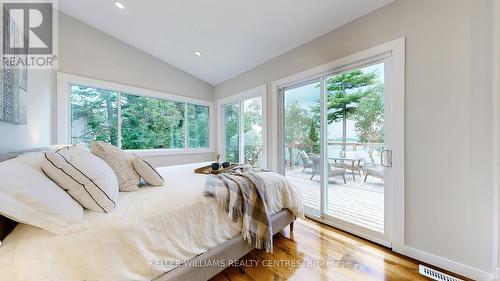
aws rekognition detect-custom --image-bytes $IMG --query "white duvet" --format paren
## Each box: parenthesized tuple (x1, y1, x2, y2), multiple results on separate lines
(0, 163, 303, 281)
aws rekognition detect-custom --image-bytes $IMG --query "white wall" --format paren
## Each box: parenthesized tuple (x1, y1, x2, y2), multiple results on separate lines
(0, 70, 54, 153)
(215, 0, 494, 278)
(495, 0, 500, 276)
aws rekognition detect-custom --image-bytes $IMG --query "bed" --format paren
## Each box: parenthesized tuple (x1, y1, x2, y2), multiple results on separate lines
(0, 148, 303, 281)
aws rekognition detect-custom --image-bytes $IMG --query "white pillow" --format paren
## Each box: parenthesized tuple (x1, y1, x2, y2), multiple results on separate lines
(0, 152, 88, 234)
(42, 146, 119, 213)
(90, 141, 140, 192)
(132, 157, 165, 186)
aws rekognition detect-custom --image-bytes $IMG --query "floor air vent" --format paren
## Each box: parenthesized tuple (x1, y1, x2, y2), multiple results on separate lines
(419, 265, 463, 281)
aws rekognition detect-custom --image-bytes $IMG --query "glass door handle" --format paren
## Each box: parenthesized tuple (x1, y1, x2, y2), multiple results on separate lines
(381, 149, 392, 168)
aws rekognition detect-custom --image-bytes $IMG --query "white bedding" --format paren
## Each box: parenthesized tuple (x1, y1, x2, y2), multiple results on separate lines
(0, 163, 303, 281)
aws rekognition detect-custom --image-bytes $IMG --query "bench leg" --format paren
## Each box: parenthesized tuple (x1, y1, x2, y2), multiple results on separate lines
(290, 221, 294, 232)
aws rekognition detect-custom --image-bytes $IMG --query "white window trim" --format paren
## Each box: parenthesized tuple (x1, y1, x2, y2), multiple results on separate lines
(57, 72, 216, 156)
(216, 84, 268, 168)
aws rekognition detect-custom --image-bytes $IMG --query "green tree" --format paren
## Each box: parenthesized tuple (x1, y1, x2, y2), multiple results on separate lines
(222, 99, 264, 166)
(224, 104, 240, 163)
(244, 99, 262, 132)
(120, 94, 185, 149)
(353, 83, 384, 143)
(243, 98, 263, 166)
(71, 86, 211, 151)
(284, 101, 314, 166)
(187, 104, 209, 148)
(326, 70, 378, 150)
(308, 120, 320, 153)
(70, 85, 118, 145)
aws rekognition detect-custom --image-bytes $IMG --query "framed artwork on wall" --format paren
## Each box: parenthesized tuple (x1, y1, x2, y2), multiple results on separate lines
(0, 8, 27, 125)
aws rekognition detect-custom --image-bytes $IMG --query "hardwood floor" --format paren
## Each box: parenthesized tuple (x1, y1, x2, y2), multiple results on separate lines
(210, 218, 469, 281)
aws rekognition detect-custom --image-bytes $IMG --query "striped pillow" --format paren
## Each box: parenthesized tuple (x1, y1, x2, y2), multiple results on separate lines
(42, 146, 118, 213)
(132, 157, 165, 186)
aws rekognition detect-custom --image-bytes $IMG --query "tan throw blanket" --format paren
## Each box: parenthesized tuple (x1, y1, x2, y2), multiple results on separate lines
(204, 167, 273, 252)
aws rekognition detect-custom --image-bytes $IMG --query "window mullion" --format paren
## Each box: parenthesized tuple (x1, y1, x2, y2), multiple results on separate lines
(117, 92, 122, 149)
(239, 101, 245, 164)
(184, 103, 188, 149)
(66, 82, 71, 144)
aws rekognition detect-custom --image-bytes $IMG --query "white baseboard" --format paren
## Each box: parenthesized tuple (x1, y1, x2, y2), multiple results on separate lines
(496, 267, 500, 281)
(404, 246, 494, 281)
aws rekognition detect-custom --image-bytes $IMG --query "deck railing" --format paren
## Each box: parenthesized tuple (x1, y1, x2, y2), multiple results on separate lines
(285, 142, 385, 166)
(327, 142, 384, 151)
(285, 142, 384, 152)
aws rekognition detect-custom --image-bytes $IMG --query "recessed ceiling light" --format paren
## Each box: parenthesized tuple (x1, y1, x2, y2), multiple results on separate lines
(194, 51, 202, 57)
(114, 0, 125, 9)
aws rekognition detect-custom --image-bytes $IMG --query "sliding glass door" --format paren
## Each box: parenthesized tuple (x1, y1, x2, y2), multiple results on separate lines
(282, 80, 321, 215)
(243, 97, 263, 167)
(221, 95, 264, 167)
(324, 63, 387, 236)
(281, 59, 392, 246)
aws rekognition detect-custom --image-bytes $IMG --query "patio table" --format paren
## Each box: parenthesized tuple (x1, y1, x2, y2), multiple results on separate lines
(329, 157, 363, 181)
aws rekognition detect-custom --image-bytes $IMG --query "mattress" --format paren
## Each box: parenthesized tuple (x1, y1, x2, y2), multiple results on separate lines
(0, 162, 303, 281)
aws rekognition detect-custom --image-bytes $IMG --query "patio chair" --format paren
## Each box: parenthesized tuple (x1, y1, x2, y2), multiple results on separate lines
(364, 163, 384, 182)
(299, 150, 314, 173)
(309, 154, 320, 180)
(329, 163, 346, 184)
(309, 156, 346, 184)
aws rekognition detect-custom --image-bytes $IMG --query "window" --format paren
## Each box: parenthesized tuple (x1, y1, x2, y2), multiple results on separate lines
(223, 102, 240, 163)
(187, 104, 209, 148)
(61, 74, 213, 153)
(70, 85, 118, 146)
(219, 86, 266, 167)
(243, 97, 263, 167)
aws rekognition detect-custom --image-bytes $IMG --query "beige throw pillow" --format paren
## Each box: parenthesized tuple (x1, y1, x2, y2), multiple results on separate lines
(132, 157, 165, 186)
(90, 141, 140, 192)
(42, 147, 118, 213)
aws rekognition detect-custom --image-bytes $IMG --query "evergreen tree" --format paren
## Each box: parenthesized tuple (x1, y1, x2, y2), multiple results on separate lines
(326, 70, 377, 151)
(353, 83, 384, 143)
(308, 120, 319, 153)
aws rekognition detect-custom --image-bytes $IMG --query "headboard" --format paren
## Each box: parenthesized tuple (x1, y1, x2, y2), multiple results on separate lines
(0, 147, 51, 241)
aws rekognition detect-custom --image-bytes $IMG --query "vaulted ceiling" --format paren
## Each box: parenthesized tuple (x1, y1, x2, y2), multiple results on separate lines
(59, 0, 394, 85)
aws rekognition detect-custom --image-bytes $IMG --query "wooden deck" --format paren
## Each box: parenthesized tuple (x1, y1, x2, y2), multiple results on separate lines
(286, 167, 384, 232)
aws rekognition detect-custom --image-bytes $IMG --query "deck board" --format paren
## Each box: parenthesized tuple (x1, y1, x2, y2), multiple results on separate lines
(285, 167, 384, 232)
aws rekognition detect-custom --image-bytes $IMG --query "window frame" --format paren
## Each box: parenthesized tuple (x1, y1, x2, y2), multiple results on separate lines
(217, 85, 267, 168)
(57, 72, 215, 156)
